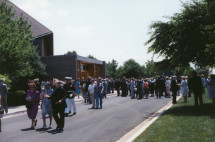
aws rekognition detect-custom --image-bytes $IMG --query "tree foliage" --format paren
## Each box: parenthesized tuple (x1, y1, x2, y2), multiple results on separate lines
(64, 50, 77, 55)
(0, 2, 46, 89)
(106, 59, 118, 78)
(87, 55, 97, 59)
(115, 59, 145, 78)
(146, 0, 215, 70)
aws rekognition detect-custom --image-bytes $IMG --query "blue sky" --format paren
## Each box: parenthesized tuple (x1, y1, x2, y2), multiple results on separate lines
(11, 0, 188, 66)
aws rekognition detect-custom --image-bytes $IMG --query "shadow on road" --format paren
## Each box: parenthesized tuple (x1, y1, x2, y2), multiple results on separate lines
(21, 128, 34, 131)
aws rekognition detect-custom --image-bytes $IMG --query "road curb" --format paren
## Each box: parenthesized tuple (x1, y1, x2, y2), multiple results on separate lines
(117, 96, 182, 142)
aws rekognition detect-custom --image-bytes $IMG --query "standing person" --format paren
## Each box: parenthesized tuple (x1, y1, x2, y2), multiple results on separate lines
(82, 80, 87, 103)
(149, 78, 156, 97)
(171, 76, 178, 104)
(190, 71, 203, 106)
(34, 78, 42, 93)
(64, 77, 76, 116)
(201, 74, 206, 94)
(121, 77, 127, 97)
(180, 77, 189, 103)
(0, 78, 8, 113)
(144, 79, 149, 99)
(102, 79, 108, 99)
(137, 78, 143, 99)
(94, 78, 104, 109)
(110, 78, 114, 93)
(41, 82, 53, 128)
(188, 75, 192, 97)
(51, 81, 67, 131)
(115, 78, 121, 96)
(0, 93, 3, 132)
(76, 78, 81, 99)
(156, 76, 162, 98)
(88, 80, 95, 109)
(85, 77, 92, 103)
(26, 82, 40, 129)
(130, 78, 135, 99)
(207, 74, 215, 104)
(165, 77, 171, 98)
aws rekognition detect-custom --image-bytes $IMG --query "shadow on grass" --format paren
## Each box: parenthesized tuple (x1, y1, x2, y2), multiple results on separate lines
(164, 103, 215, 118)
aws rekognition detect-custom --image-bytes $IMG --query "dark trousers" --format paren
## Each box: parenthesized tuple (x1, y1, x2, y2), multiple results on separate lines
(53, 107, 65, 129)
(188, 88, 192, 97)
(138, 89, 143, 99)
(172, 91, 177, 103)
(98, 93, 103, 108)
(194, 93, 203, 106)
(116, 88, 120, 96)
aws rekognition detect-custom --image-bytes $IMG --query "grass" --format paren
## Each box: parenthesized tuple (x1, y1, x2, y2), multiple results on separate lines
(134, 90, 215, 142)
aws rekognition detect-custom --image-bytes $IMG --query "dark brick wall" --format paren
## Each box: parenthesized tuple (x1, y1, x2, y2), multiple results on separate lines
(41, 55, 77, 80)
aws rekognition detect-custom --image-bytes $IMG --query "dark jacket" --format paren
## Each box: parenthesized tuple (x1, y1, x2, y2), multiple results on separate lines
(191, 75, 203, 94)
(51, 87, 67, 109)
(171, 79, 178, 92)
(64, 83, 75, 98)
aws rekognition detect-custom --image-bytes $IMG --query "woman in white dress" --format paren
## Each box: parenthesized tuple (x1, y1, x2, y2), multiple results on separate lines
(165, 77, 171, 98)
(180, 77, 189, 103)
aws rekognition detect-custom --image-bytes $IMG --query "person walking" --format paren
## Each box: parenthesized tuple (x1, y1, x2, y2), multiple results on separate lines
(41, 81, 53, 128)
(51, 81, 67, 131)
(137, 78, 143, 99)
(64, 77, 76, 116)
(26, 82, 40, 129)
(0, 78, 8, 113)
(190, 71, 203, 106)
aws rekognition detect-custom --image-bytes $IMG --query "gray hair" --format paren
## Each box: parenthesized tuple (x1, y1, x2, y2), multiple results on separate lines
(0, 78, 5, 82)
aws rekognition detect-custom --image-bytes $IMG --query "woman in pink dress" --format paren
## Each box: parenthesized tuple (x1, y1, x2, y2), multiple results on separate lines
(26, 82, 40, 129)
(165, 77, 171, 98)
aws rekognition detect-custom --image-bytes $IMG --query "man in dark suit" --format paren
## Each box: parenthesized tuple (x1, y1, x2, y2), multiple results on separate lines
(137, 78, 143, 99)
(191, 71, 203, 106)
(171, 76, 178, 104)
(51, 81, 67, 131)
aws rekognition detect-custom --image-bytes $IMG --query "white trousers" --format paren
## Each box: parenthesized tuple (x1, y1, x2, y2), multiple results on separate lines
(65, 98, 76, 113)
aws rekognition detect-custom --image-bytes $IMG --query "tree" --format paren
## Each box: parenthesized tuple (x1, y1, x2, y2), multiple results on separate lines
(146, 0, 215, 70)
(87, 55, 97, 59)
(106, 59, 118, 78)
(115, 59, 145, 78)
(0, 2, 46, 89)
(64, 50, 77, 55)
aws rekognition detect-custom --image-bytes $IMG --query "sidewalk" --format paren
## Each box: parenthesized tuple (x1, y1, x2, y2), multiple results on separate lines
(5, 96, 84, 117)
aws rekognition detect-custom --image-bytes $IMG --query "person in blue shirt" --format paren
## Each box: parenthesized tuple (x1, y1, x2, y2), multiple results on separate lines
(76, 78, 81, 98)
(102, 79, 108, 99)
(41, 81, 53, 128)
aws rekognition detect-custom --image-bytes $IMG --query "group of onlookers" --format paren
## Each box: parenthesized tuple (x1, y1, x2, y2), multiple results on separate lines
(0, 71, 215, 132)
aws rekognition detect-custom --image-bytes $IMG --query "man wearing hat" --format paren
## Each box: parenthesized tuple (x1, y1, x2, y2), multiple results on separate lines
(64, 77, 76, 116)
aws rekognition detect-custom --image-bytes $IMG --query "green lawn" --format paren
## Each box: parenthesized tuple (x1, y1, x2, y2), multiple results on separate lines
(134, 91, 215, 142)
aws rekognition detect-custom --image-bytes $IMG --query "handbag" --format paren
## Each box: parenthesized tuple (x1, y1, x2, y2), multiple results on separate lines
(25, 101, 33, 109)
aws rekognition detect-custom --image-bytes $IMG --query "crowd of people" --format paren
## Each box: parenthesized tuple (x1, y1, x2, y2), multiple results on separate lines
(0, 71, 215, 132)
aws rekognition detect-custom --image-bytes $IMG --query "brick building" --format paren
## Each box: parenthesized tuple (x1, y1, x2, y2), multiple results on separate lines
(3, 0, 106, 80)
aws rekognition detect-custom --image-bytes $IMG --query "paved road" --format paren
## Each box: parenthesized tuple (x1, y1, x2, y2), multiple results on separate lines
(0, 95, 171, 142)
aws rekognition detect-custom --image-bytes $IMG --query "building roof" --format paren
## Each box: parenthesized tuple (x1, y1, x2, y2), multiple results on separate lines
(77, 55, 104, 65)
(0, 0, 53, 38)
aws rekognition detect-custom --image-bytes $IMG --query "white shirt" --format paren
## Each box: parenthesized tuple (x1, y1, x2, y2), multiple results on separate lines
(88, 84, 95, 95)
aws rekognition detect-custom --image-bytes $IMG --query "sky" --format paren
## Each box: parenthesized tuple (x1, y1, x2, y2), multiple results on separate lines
(10, 0, 188, 66)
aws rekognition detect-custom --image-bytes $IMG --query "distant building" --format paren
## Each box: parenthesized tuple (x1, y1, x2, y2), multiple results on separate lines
(3, 0, 106, 80)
